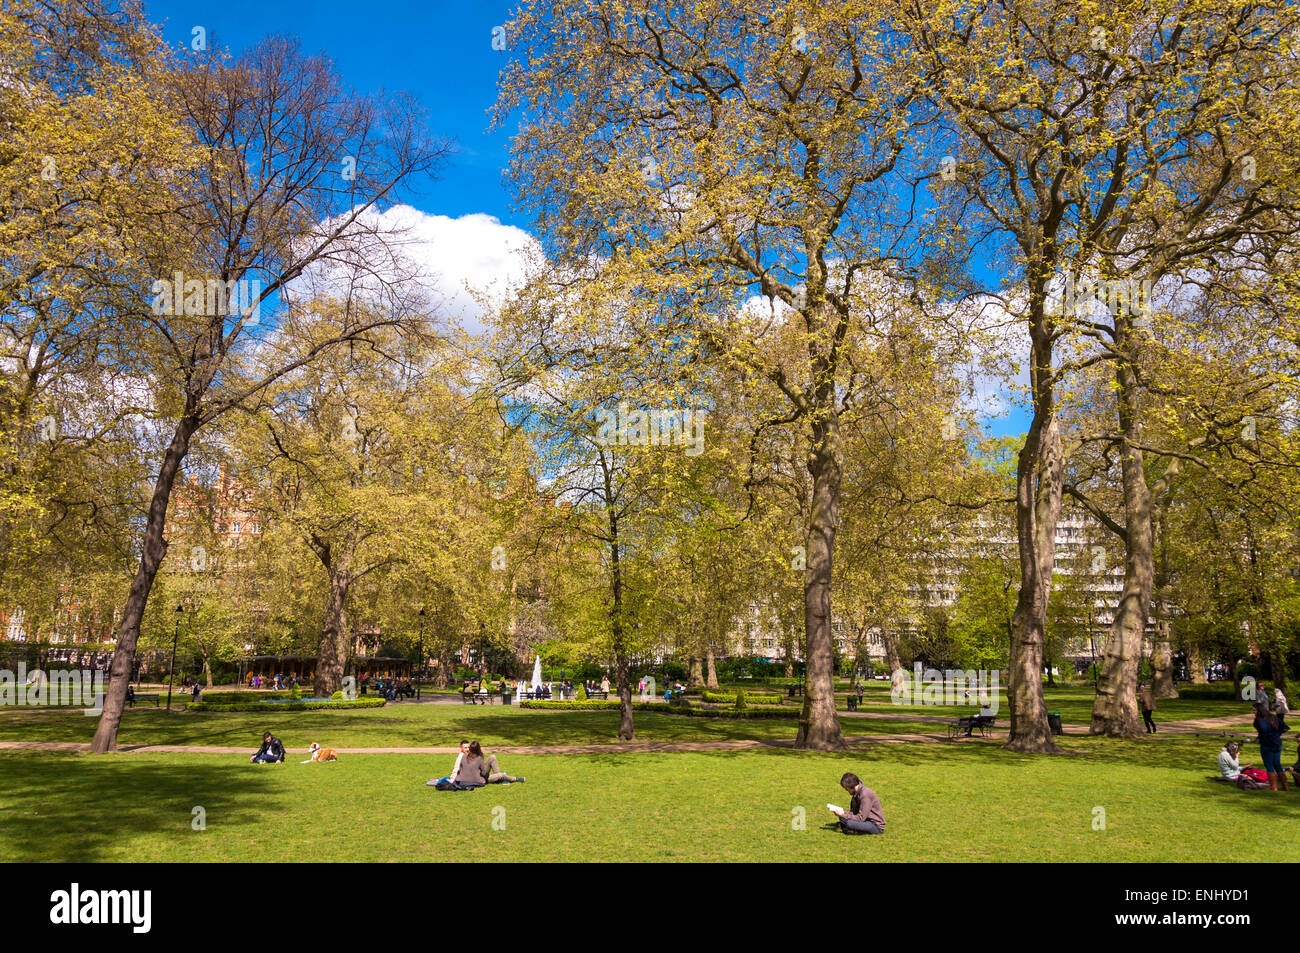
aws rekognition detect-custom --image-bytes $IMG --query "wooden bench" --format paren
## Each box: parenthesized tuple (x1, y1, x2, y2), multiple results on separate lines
(947, 713, 996, 739)
(461, 689, 490, 705)
(585, 691, 609, 700)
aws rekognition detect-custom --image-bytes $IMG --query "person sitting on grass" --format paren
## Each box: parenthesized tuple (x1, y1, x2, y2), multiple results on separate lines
(427, 740, 469, 788)
(466, 741, 525, 784)
(250, 731, 285, 764)
(828, 772, 885, 835)
(1289, 738, 1300, 789)
(1217, 741, 1260, 788)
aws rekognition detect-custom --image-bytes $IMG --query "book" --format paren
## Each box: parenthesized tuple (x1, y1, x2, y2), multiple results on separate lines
(827, 803, 843, 814)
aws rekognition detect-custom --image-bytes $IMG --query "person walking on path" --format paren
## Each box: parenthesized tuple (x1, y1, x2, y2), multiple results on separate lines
(1140, 683, 1157, 734)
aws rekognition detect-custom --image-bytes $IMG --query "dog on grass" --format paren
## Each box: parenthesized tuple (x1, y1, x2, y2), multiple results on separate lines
(301, 742, 338, 764)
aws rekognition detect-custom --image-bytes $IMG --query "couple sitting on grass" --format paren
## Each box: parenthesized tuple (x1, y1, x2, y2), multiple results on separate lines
(428, 740, 525, 791)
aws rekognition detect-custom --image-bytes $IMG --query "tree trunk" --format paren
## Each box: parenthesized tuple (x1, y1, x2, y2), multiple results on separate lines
(314, 558, 353, 697)
(688, 655, 703, 688)
(1151, 513, 1178, 699)
(1092, 356, 1151, 737)
(603, 466, 634, 741)
(1188, 643, 1209, 685)
(1007, 400, 1062, 753)
(705, 647, 718, 688)
(881, 626, 902, 673)
(91, 414, 200, 753)
(795, 411, 845, 751)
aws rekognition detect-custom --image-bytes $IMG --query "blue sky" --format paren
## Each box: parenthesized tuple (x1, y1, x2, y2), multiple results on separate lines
(144, 0, 522, 224)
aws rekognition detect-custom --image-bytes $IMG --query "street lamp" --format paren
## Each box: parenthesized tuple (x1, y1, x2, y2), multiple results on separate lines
(166, 604, 183, 711)
(417, 608, 426, 701)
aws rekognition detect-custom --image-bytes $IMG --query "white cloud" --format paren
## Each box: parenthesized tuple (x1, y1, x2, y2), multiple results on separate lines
(294, 205, 541, 334)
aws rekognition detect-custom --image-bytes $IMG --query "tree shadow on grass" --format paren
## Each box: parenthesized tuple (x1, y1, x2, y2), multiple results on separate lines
(0, 753, 280, 862)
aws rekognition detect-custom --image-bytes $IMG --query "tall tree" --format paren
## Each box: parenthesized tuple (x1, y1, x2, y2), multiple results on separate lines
(90, 37, 445, 752)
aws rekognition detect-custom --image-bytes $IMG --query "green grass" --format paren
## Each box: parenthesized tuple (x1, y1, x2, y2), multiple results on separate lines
(0, 702, 962, 747)
(2, 736, 1296, 862)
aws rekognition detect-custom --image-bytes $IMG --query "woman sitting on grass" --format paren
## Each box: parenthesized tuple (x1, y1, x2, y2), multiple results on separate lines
(428, 742, 526, 790)
(458, 741, 525, 785)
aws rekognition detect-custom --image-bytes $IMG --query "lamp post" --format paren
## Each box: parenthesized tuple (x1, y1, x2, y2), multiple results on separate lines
(417, 608, 426, 700)
(166, 604, 183, 711)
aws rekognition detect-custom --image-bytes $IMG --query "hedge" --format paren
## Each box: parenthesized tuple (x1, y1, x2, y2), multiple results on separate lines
(198, 689, 311, 705)
(700, 690, 783, 705)
(518, 700, 797, 719)
(186, 698, 387, 712)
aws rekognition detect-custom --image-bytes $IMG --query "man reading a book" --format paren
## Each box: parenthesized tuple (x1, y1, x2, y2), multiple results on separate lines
(828, 772, 886, 835)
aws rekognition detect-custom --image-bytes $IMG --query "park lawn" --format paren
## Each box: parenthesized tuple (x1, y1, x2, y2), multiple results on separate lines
(0, 736, 1294, 862)
(0, 703, 949, 748)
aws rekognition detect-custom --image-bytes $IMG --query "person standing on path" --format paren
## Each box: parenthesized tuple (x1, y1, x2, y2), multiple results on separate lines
(1140, 683, 1157, 734)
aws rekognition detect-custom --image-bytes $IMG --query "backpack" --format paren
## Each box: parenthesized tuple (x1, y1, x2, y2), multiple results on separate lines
(1241, 767, 1268, 784)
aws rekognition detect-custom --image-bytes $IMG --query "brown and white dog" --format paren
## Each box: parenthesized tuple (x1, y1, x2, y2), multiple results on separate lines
(301, 742, 338, 764)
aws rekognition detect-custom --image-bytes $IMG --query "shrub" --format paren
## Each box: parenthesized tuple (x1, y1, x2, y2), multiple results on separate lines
(701, 690, 782, 705)
(330, 690, 344, 701)
(186, 698, 386, 712)
(734, 689, 747, 711)
(517, 700, 796, 719)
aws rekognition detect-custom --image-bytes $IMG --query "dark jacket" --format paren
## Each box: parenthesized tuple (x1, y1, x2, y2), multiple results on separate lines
(843, 785, 886, 831)
(254, 736, 285, 761)
(1254, 714, 1289, 752)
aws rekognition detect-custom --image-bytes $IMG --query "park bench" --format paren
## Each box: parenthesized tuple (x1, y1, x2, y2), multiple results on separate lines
(461, 688, 489, 705)
(585, 691, 608, 700)
(947, 713, 996, 740)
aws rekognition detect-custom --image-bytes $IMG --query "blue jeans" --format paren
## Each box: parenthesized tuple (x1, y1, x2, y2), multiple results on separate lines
(839, 818, 883, 835)
(252, 753, 282, 763)
(1261, 748, 1283, 773)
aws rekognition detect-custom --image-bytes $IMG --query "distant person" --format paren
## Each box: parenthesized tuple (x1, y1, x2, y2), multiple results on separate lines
(125, 685, 136, 709)
(828, 772, 886, 835)
(1139, 683, 1157, 734)
(1253, 702, 1290, 791)
(191, 683, 202, 703)
(1274, 688, 1290, 716)
(638, 677, 646, 702)
(601, 675, 610, 694)
(250, 731, 285, 764)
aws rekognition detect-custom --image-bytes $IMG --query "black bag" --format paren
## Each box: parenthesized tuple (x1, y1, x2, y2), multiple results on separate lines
(430, 779, 480, 791)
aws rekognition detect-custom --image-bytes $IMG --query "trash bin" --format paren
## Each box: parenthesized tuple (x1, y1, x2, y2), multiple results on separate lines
(501, 690, 513, 706)
(846, 696, 858, 712)
(1048, 712, 1063, 735)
